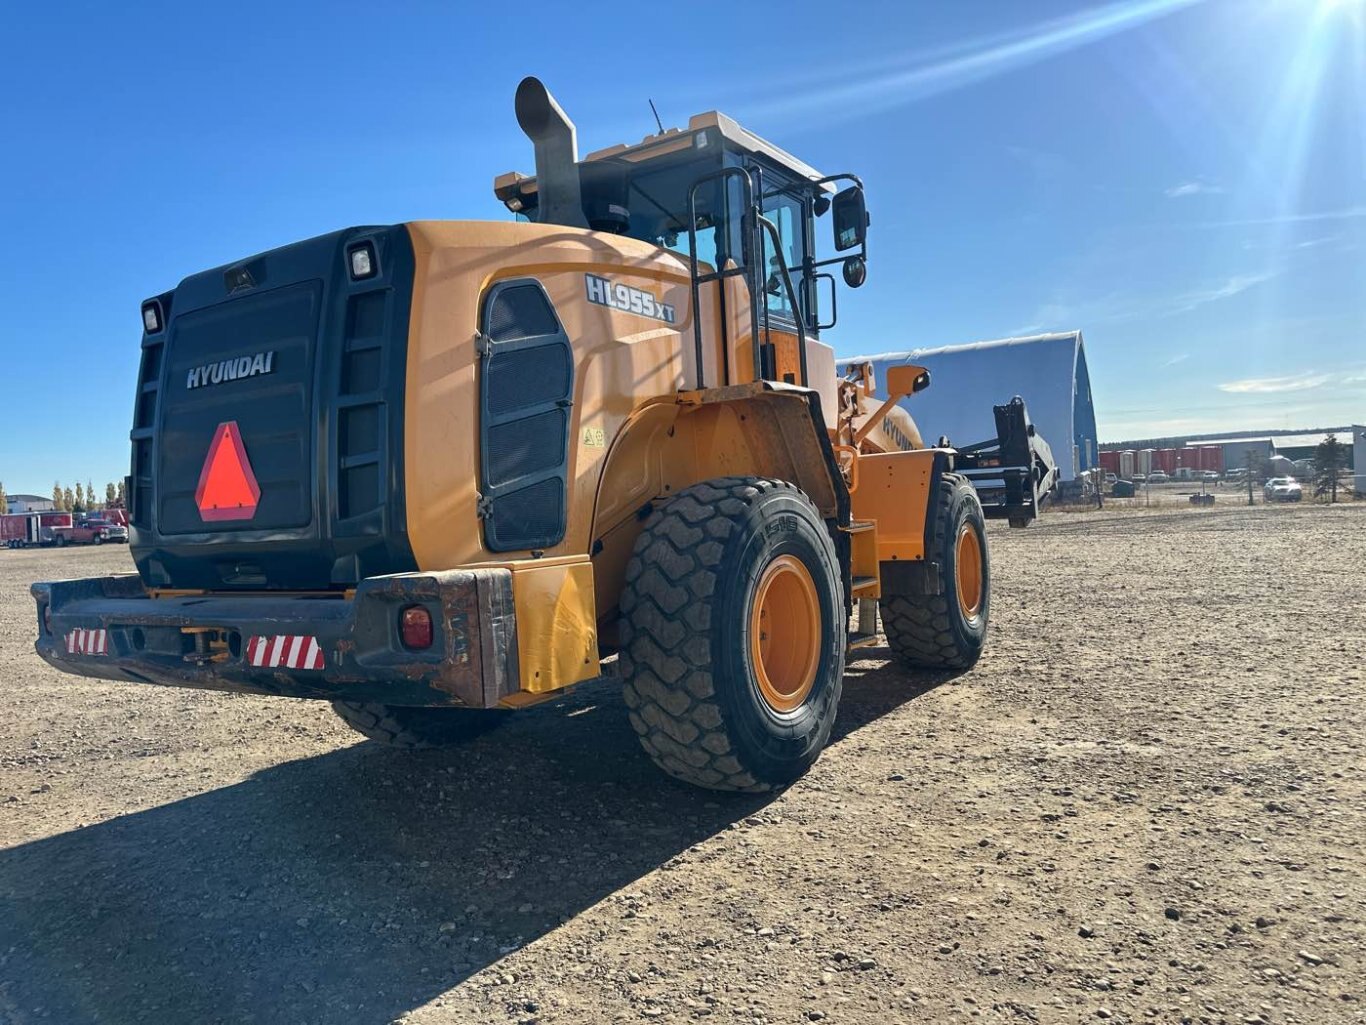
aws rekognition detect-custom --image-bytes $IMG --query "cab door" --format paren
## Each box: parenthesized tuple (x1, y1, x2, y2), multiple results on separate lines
(754, 169, 817, 385)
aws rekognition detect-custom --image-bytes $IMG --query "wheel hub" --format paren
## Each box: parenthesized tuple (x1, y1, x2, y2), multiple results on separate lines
(750, 555, 821, 713)
(955, 524, 984, 617)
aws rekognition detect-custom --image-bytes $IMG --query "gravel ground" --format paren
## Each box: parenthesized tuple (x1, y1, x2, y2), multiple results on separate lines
(1, 503, 1363, 1025)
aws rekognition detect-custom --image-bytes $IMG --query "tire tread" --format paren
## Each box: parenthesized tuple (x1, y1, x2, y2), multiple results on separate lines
(618, 476, 835, 792)
(879, 473, 986, 671)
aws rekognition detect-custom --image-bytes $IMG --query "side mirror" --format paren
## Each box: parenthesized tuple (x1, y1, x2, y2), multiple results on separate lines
(831, 186, 867, 252)
(842, 256, 867, 288)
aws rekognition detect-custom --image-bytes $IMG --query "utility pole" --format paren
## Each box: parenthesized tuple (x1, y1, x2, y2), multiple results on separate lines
(1246, 450, 1255, 506)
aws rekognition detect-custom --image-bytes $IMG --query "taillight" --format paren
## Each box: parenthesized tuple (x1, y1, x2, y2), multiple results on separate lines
(41, 604, 52, 636)
(399, 606, 433, 650)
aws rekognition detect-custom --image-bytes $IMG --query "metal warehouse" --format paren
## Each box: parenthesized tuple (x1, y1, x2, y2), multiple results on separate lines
(1196, 433, 1356, 472)
(1262, 432, 1357, 466)
(848, 331, 1099, 480)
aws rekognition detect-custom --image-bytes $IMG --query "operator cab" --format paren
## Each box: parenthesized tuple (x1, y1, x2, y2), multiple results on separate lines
(494, 78, 869, 385)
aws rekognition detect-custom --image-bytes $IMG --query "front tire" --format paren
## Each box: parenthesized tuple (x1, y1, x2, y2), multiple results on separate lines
(330, 702, 507, 749)
(879, 473, 990, 671)
(618, 477, 845, 792)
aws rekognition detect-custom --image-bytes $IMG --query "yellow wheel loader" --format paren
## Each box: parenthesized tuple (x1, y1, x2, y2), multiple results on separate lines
(33, 78, 1039, 791)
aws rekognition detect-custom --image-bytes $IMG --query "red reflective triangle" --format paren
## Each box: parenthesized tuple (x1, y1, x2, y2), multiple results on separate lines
(195, 421, 261, 522)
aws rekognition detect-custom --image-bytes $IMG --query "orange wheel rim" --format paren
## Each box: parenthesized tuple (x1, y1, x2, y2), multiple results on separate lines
(955, 524, 984, 617)
(749, 555, 821, 713)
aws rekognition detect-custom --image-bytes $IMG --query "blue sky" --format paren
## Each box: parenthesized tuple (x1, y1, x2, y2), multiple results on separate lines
(1, 0, 1363, 494)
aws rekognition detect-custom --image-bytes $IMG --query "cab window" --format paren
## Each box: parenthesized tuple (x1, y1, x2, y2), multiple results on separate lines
(759, 184, 810, 327)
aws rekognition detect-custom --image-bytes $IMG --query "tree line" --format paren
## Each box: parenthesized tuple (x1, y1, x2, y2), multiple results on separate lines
(0, 480, 125, 515)
(48, 480, 126, 514)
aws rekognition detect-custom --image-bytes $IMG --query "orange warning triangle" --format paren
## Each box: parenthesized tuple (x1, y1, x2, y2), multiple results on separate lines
(195, 421, 261, 522)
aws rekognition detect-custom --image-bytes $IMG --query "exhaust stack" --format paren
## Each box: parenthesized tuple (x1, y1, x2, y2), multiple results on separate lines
(515, 77, 587, 230)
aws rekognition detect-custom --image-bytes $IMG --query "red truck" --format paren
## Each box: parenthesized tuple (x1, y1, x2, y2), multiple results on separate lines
(2, 511, 73, 549)
(50, 516, 130, 547)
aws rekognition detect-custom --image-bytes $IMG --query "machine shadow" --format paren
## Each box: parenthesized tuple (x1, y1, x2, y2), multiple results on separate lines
(833, 644, 961, 738)
(0, 657, 948, 1025)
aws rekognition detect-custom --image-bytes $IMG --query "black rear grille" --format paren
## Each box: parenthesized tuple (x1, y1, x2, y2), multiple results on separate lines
(335, 286, 392, 522)
(479, 280, 573, 552)
(156, 282, 319, 534)
(129, 295, 170, 529)
(129, 225, 418, 591)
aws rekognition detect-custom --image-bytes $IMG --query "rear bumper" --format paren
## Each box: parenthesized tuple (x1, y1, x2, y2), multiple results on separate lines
(31, 570, 520, 708)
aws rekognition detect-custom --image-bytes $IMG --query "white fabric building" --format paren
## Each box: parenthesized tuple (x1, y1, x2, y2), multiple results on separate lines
(847, 331, 1099, 480)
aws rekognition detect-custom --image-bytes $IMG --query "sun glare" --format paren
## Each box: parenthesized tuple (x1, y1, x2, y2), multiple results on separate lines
(1318, 0, 1365, 19)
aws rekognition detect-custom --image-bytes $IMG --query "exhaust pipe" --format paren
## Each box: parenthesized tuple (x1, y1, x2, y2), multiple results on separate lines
(515, 77, 587, 230)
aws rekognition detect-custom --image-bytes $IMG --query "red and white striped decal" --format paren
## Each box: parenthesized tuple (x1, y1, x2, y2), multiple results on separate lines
(65, 628, 108, 656)
(245, 635, 325, 671)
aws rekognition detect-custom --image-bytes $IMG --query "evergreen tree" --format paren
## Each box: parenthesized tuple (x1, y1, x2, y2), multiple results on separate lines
(87, 480, 97, 510)
(63, 486, 75, 512)
(106, 482, 118, 506)
(1314, 434, 1346, 503)
(53, 481, 63, 509)
(116, 479, 127, 505)
(75, 482, 85, 510)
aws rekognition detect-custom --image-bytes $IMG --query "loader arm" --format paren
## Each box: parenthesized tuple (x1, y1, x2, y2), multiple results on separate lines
(952, 396, 1058, 528)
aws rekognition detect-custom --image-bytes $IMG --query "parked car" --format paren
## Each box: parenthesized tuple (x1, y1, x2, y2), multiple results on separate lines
(1105, 472, 1118, 485)
(1263, 478, 1303, 502)
(1147, 471, 1170, 484)
(1202, 471, 1220, 482)
(51, 517, 130, 546)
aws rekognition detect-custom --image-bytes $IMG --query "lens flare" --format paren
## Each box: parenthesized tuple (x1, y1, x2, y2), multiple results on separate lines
(738, 0, 1204, 124)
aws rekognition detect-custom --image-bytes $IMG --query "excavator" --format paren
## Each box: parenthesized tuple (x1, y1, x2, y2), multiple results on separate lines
(33, 78, 1053, 792)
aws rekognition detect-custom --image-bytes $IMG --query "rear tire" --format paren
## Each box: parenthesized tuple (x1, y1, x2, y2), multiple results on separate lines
(879, 473, 989, 671)
(617, 477, 845, 792)
(330, 702, 507, 749)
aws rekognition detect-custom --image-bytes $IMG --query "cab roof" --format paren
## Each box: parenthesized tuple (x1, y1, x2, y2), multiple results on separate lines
(494, 110, 830, 204)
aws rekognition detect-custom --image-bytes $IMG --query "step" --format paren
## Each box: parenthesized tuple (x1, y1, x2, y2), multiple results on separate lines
(850, 575, 879, 595)
(841, 519, 875, 534)
(847, 631, 880, 650)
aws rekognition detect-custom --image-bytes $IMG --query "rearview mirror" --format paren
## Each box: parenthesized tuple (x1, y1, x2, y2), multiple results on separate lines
(831, 186, 867, 252)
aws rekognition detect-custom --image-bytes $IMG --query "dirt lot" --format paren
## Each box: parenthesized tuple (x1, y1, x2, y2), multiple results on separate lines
(2, 504, 1363, 1025)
